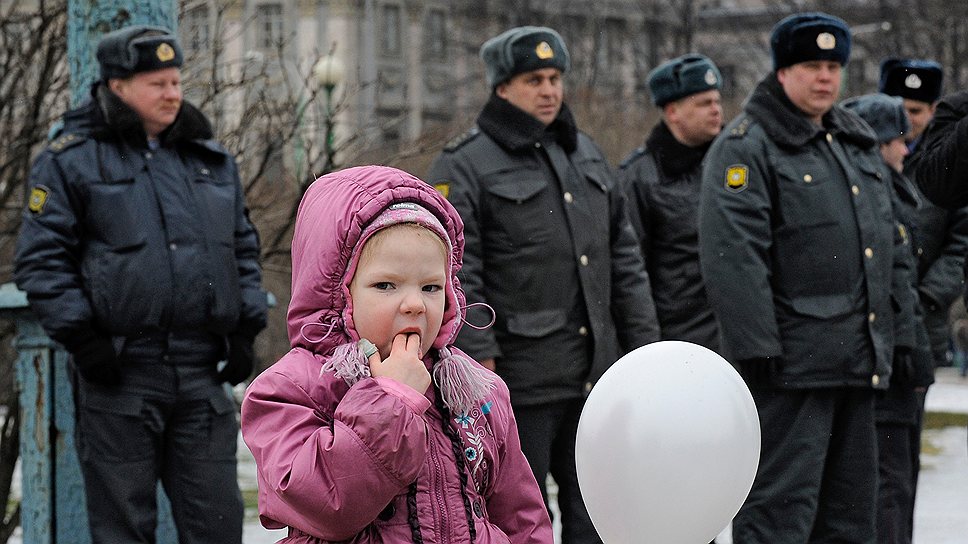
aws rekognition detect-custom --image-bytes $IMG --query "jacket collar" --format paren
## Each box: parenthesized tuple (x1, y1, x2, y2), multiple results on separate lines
(86, 83, 214, 148)
(476, 94, 578, 153)
(645, 121, 712, 178)
(744, 73, 877, 149)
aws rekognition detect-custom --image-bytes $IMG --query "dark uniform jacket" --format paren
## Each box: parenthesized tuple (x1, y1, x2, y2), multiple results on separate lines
(912, 90, 968, 207)
(699, 74, 916, 389)
(427, 95, 659, 405)
(878, 169, 936, 424)
(619, 121, 720, 352)
(14, 84, 267, 364)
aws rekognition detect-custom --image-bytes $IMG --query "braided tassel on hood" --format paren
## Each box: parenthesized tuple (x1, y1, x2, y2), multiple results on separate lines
(433, 347, 495, 416)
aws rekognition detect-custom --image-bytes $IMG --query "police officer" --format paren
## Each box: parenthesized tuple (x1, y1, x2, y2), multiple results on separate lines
(14, 26, 267, 543)
(619, 54, 723, 351)
(843, 93, 936, 544)
(426, 26, 659, 544)
(698, 13, 916, 543)
(880, 59, 967, 372)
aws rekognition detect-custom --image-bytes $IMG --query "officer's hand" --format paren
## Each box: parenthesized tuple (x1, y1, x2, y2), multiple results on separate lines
(219, 334, 255, 386)
(736, 357, 778, 388)
(72, 335, 121, 386)
(892, 347, 914, 386)
(367, 333, 431, 395)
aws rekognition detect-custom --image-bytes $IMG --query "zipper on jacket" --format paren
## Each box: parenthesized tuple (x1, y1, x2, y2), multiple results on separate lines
(428, 415, 453, 543)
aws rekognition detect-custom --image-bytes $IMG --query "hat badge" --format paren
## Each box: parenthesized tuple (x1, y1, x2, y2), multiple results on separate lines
(535, 41, 554, 60)
(156, 43, 175, 62)
(816, 32, 836, 50)
(904, 73, 923, 89)
(704, 68, 718, 86)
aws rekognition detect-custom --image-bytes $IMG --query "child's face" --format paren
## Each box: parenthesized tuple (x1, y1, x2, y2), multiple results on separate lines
(349, 225, 448, 359)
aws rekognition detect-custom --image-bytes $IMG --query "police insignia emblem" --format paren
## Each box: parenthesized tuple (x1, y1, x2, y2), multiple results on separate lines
(434, 183, 451, 199)
(725, 165, 748, 192)
(905, 74, 922, 89)
(816, 32, 836, 50)
(898, 224, 908, 243)
(705, 69, 717, 86)
(157, 43, 175, 62)
(28, 186, 49, 214)
(535, 41, 554, 60)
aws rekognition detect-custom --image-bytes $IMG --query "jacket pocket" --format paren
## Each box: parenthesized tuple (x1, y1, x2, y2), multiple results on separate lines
(192, 167, 237, 245)
(77, 391, 151, 463)
(788, 293, 854, 319)
(86, 178, 148, 250)
(506, 309, 568, 338)
(481, 168, 554, 246)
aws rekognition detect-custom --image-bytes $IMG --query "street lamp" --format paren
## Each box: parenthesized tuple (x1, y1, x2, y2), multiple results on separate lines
(313, 54, 344, 173)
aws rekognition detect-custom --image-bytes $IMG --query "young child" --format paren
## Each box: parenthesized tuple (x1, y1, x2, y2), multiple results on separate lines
(241, 166, 554, 543)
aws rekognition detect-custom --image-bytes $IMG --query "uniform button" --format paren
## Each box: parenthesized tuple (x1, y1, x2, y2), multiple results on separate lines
(868, 312, 876, 323)
(871, 375, 880, 387)
(564, 192, 574, 204)
(579, 255, 589, 266)
(169, 243, 178, 251)
(162, 354, 170, 362)
(472, 500, 484, 518)
(851, 185, 860, 195)
(917, 247, 924, 256)
(145, 151, 153, 159)
(584, 382, 593, 393)
(534, 142, 541, 148)
(578, 326, 588, 336)
(826, 133, 833, 143)
(803, 174, 813, 182)
(864, 247, 873, 259)
(200, 168, 210, 175)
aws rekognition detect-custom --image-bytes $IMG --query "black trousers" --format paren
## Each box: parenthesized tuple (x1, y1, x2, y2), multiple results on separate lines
(514, 398, 602, 544)
(733, 388, 877, 544)
(75, 362, 243, 544)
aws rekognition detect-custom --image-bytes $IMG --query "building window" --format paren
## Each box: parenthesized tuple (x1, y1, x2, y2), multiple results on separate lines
(425, 9, 446, 62)
(381, 4, 402, 56)
(255, 3, 284, 50)
(184, 5, 210, 52)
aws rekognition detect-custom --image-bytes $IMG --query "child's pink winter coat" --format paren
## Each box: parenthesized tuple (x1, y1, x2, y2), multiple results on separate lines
(241, 166, 554, 543)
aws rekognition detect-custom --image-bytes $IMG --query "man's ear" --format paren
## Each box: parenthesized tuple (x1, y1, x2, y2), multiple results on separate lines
(108, 78, 124, 96)
(495, 83, 509, 100)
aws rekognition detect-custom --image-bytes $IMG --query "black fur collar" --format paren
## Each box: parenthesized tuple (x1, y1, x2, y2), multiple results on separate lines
(744, 73, 877, 149)
(645, 121, 711, 178)
(476, 94, 578, 153)
(90, 83, 213, 147)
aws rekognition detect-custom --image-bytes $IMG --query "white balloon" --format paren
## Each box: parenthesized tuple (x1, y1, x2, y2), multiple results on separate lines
(576, 341, 760, 544)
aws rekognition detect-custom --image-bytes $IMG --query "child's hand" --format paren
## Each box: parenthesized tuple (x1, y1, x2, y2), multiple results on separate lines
(367, 333, 431, 394)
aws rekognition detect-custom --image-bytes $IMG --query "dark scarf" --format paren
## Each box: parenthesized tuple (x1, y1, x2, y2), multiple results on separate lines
(88, 83, 214, 148)
(645, 121, 712, 178)
(744, 73, 877, 150)
(476, 93, 579, 153)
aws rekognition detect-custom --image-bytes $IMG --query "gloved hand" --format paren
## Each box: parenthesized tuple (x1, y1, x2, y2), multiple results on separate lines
(736, 357, 778, 388)
(219, 334, 255, 386)
(891, 347, 914, 386)
(71, 334, 121, 386)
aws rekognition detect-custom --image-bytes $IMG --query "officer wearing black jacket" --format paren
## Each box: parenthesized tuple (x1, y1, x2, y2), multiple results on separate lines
(14, 26, 266, 543)
(426, 26, 659, 544)
(619, 53, 723, 352)
(843, 93, 936, 544)
(699, 13, 917, 543)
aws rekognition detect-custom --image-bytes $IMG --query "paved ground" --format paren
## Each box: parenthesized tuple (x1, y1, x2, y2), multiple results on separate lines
(242, 368, 968, 543)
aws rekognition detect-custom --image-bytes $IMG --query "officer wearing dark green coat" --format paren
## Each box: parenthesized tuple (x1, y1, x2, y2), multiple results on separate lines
(843, 93, 936, 544)
(14, 26, 266, 543)
(699, 13, 917, 543)
(427, 26, 659, 544)
(619, 53, 723, 352)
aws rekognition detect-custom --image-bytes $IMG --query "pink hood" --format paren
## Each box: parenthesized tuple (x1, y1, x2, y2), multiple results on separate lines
(288, 165, 466, 354)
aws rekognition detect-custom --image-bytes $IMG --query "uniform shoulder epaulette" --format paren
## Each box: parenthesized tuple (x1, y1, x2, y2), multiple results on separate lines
(46, 132, 87, 153)
(618, 146, 647, 170)
(728, 116, 752, 139)
(444, 127, 480, 152)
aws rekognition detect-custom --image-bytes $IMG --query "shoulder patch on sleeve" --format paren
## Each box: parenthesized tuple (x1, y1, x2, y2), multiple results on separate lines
(27, 185, 50, 214)
(618, 147, 647, 170)
(46, 133, 86, 153)
(725, 164, 749, 192)
(728, 116, 752, 139)
(434, 183, 450, 199)
(444, 127, 480, 152)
